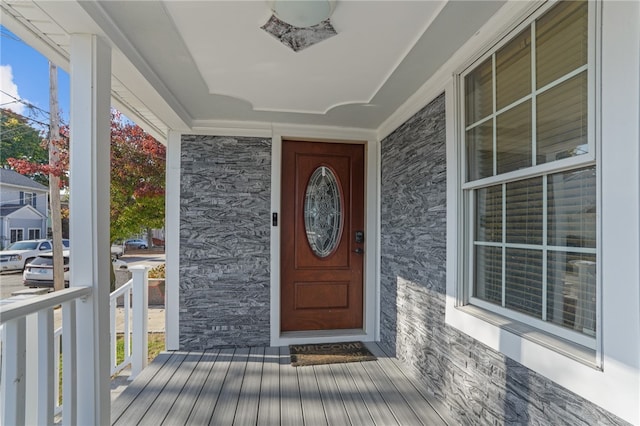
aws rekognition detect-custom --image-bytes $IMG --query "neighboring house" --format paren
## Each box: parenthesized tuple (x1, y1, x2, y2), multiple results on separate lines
(0, 168, 48, 248)
(2, 1, 638, 425)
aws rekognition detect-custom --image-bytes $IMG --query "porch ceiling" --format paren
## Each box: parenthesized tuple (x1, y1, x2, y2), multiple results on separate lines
(1, 0, 505, 138)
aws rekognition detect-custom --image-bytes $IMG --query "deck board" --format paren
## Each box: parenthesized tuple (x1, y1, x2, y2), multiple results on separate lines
(278, 346, 304, 426)
(314, 363, 351, 425)
(233, 346, 264, 425)
(329, 362, 374, 426)
(161, 351, 218, 426)
(111, 343, 449, 426)
(360, 354, 425, 426)
(210, 347, 249, 424)
(137, 352, 202, 426)
(297, 362, 327, 426)
(344, 360, 401, 425)
(369, 344, 452, 425)
(256, 346, 280, 426)
(111, 352, 172, 422)
(185, 348, 233, 425)
(114, 352, 187, 426)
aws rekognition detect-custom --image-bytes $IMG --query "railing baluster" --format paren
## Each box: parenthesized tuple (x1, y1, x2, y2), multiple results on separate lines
(24, 310, 55, 424)
(61, 300, 77, 426)
(1, 317, 27, 426)
(37, 309, 55, 425)
(54, 327, 62, 416)
(125, 288, 131, 360)
(25, 313, 38, 426)
(110, 295, 116, 374)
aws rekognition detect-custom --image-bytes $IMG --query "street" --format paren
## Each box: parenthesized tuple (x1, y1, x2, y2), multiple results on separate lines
(0, 271, 24, 299)
(0, 252, 165, 300)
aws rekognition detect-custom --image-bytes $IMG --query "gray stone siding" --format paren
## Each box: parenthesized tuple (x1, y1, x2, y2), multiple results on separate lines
(379, 93, 627, 425)
(179, 135, 271, 349)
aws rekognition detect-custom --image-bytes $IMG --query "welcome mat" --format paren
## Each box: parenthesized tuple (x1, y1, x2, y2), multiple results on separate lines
(289, 341, 376, 367)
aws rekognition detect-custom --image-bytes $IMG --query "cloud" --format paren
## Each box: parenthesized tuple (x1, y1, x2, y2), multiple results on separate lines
(0, 64, 26, 114)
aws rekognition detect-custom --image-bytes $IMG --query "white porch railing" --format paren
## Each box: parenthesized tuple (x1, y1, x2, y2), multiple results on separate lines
(0, 286, 91, 426)
(0, 266, 149, 425)
(110, 280, 133, 376)
(109, 266, 149, 379)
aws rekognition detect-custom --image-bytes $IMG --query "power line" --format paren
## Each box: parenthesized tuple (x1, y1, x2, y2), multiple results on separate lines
(0, 127, 44, 139)
(1, 110, 52, 132)
(0, 196, 44, 205)
(0, 90, 52, 119)
(1, 101, 22, 107)
(0, 91, 68, 129)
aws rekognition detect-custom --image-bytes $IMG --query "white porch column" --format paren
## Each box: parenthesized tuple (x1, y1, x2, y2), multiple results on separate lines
(69, 34, 111, 425)
(165, 130, 181, 350)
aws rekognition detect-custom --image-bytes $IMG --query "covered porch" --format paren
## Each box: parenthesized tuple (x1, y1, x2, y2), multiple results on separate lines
(1, 0, 639, 425)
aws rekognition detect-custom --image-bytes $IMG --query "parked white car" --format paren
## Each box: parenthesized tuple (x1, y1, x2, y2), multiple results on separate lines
(23, 250, 71, 288)
(0, 239, 53, 271)
(23, 251, 128, 288)
(1, 238, 70, 272)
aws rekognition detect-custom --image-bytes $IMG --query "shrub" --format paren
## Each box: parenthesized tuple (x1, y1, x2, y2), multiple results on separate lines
(148, 263, 165, 279)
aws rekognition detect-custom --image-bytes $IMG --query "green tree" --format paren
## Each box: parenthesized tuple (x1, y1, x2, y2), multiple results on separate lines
(110, 111, 165, 243)
(1, 108, 49, 183)
(8, 109, 166, 244)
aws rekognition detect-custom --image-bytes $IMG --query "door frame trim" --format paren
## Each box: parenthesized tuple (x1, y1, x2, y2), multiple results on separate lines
(270, 126, 380, 347)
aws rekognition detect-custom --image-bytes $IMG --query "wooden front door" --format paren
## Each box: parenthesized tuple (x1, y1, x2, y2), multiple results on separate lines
(281, 141, 365, 331)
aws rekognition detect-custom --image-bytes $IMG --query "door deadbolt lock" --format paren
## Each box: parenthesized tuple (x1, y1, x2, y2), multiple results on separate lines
(355, 231, 364, 244)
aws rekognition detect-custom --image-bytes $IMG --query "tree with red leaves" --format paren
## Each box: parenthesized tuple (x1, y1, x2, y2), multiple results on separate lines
(7, 129, 69, 187)
(1, 108, 49, 176)
(2, 108, 67, 187)
(7, 109, 165, 243)
(110, 111, 165, 243)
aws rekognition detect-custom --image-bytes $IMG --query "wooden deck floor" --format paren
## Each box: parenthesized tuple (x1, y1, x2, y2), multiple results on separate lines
(111, 343, 451, 425)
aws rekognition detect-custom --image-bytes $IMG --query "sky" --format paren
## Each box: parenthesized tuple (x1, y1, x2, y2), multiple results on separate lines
(0, 26, 71, 127)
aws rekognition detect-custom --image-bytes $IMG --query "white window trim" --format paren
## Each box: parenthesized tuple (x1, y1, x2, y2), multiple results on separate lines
(23, 192, 34, 206)
(458, 0, 599, 352)
(10, 228, 24, 243)
(28, 228, 41, 240)
(445, 1, 640, 424)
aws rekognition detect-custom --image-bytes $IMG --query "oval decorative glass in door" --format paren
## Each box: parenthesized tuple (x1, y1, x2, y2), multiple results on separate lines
(304, 166, 343, 258)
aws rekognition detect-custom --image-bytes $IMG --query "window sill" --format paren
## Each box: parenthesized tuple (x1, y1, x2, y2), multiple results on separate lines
(456, 304, 599, 369)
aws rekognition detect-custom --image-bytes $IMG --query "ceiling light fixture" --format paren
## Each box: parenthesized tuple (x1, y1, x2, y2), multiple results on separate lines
(267, 0, 336, 28)
(262, 0, 338, 52)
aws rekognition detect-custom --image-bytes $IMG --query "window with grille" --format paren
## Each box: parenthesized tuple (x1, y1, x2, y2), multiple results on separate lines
(28, 229, 40, 239)
(20, 192, 37, 207)
(10, 229, 24, 243)
(461, 0, 597, 348)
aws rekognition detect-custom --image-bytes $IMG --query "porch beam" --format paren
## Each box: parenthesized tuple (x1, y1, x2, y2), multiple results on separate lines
(69, 33, 112, 425)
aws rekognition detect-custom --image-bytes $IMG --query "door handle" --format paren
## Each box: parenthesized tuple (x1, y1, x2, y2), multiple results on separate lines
(353, 248, 364, 255)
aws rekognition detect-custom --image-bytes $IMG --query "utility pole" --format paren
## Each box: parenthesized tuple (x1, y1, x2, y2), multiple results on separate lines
(49, 62, 64, 291)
